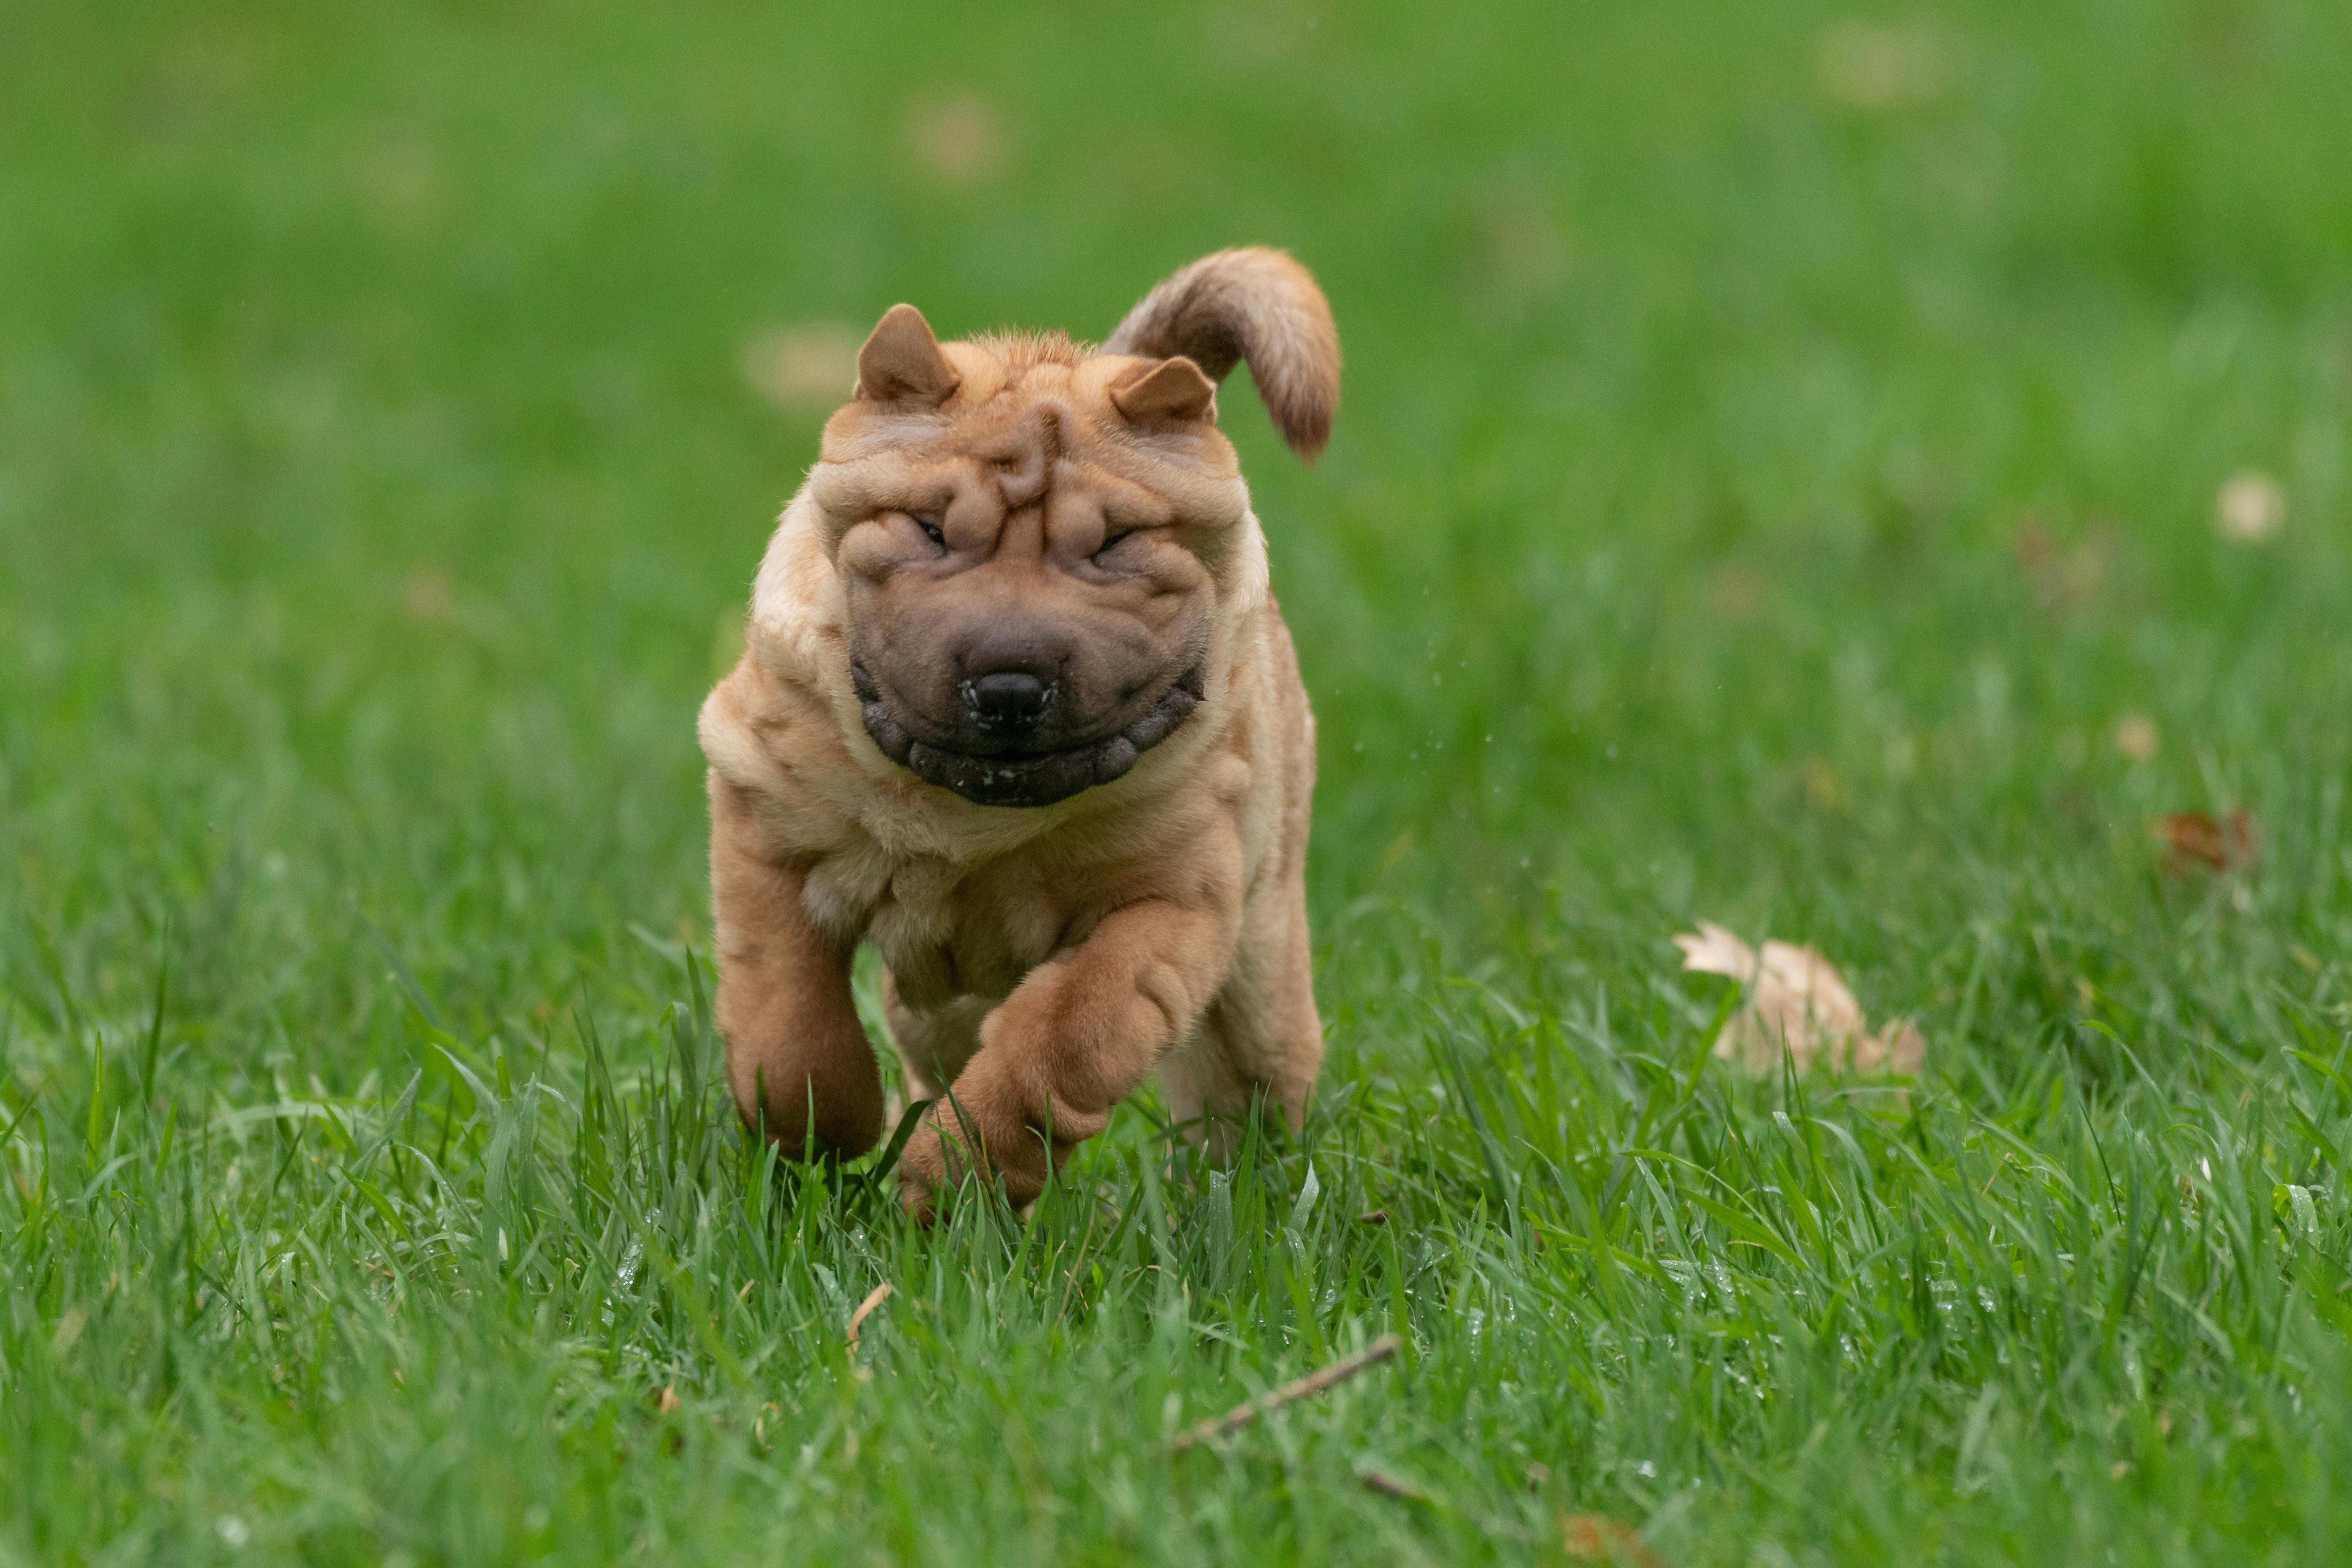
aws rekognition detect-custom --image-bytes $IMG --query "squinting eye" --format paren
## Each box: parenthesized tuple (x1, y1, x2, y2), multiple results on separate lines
(912, 513, 946, 549)
(1094, 531, 1132, 563)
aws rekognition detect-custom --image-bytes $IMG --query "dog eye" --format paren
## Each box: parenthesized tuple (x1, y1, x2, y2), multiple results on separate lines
(910, 512, 947, 550)
(1093, 530, 1134, 564)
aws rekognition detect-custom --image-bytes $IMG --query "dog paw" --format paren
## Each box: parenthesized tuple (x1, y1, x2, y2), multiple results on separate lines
(893, 1120, 947, 1221)
(896, 1172, 939, 1224)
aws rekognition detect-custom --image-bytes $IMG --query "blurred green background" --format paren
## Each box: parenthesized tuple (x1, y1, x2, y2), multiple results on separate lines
(5, 1, 2351, 1563)
(5, 0, 2349, 1026)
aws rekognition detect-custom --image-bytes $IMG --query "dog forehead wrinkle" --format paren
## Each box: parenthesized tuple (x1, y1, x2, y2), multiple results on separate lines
(810, 449, 958, 522)
(821, 409, 958, 464)
(975, 404, 1064, 512)
(1063, 464, 1174, 529)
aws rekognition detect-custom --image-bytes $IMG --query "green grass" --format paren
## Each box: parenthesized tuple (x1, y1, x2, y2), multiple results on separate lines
(5, 0, 2352, 1561)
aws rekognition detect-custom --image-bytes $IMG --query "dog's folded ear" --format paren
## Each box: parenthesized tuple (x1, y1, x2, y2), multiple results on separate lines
(855, 304, 961, 406)
(1109, 355, 1217, 427)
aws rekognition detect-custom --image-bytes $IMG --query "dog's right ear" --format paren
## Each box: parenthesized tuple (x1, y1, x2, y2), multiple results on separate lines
(855, 304, 960, 406)
(1109, 355, 1218, 426)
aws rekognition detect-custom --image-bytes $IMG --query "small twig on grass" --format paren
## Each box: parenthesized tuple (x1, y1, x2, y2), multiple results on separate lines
(1171, 1333, 1402, 1450)
(845, 1282, 893, 1352)
(1356, 1209, 1388, 1225)
(1358, 1466, 1426, 1501)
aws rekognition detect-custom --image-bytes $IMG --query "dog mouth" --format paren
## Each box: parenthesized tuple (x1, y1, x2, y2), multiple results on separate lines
(852, 662, 1205, 808)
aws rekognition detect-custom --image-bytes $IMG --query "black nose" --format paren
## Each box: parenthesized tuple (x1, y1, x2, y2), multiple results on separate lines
(964, 670, 1056, 726)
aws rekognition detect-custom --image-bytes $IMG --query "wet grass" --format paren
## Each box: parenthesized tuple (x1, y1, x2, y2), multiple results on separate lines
(5, 0, 2352, 1562)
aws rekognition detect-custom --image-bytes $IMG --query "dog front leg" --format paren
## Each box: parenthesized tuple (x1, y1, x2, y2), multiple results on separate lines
(708, 774, 882, 1160)
(898, 897, 1237, 1214)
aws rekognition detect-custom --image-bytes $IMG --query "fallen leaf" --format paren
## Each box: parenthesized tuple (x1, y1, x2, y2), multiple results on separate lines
(1672, 920, 1757, 983)
(1561, 1513, 1663, 1565)
(655, 1383, 681, 1414)
(900, 90, 1015, 186)
(155, 23, 260, 109)
(351, 129, 443, 234)
(1853, 1015, 1927, 1075)
(1481, 193, 1572, 293)
(1815, 19, 1955, 111)
(1703, 561, 1764, 621)
(402, 566, 453, 624)
(2152, 809, 2259, 875)
(845, 1281, 894, 1350)
(1218, 0, 1324, 65)
(2214, 471, 2285, 543)
(1674, 921, 1924, 1075)
(2010, 512, 2116, 613)
(740, 322, 862, 411)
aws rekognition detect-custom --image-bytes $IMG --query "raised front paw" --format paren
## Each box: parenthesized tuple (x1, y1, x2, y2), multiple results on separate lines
(893, 1104, 1000, 1220)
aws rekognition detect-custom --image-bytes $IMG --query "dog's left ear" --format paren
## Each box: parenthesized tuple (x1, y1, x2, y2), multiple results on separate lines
(856, 304, 961, 405)
(1109, 355, 1217, 426)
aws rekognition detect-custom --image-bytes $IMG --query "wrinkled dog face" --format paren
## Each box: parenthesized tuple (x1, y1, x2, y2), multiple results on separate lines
(811, 310, 1250, 807)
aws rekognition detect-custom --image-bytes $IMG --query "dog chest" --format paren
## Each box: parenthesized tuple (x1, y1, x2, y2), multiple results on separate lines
(861, 854, 1069, 1006)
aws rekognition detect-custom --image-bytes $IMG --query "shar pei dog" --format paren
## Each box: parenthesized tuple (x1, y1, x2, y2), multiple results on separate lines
(698, 248, 1339, 1214)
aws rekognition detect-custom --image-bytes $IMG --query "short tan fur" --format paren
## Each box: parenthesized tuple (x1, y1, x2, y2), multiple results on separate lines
(699, 247, 1338, 1213)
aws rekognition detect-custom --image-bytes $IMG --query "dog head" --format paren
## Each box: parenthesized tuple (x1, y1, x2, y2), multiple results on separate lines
(802, 248, 1339, 808)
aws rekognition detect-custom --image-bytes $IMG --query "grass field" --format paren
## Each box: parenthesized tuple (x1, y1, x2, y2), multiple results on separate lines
(6, 0, 2352, 1562)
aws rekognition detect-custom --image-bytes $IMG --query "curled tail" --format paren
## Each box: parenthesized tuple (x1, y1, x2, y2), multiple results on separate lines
(1104, 247, 1340, 463)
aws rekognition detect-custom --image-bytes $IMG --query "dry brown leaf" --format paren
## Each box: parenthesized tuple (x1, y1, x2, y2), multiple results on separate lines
(1703, 561, 1764, 622)
(1672, 921, 1758, 982)
(899, 90, 1015, 186)
(1853, 1016, 1927, 1076)
(402, 566, 453, 624)
(655, 1383, 681, 1414)
(351, 130, 443, 234)
(1674, 921, 1924, 1076)
(845, 1282, 894, 1350)
(1561, 1513, 1663, 1565)
(2152, 808, 2259, 875)
(2010, 512, 2116, 613)
(155, 23, 261, 109)
(740, 322, 862, 411)
(1801, 758, 1843, 812)
(2215, 471, 2285, 544)
(1481, 195, 1572, 293)
(1815, 19, 1955, 111)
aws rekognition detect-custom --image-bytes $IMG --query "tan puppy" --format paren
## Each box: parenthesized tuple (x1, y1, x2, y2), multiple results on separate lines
(698, 248, 1339, 1214)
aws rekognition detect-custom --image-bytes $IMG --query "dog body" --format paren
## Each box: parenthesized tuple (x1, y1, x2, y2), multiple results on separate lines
(697, 250, 1337, 1211)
